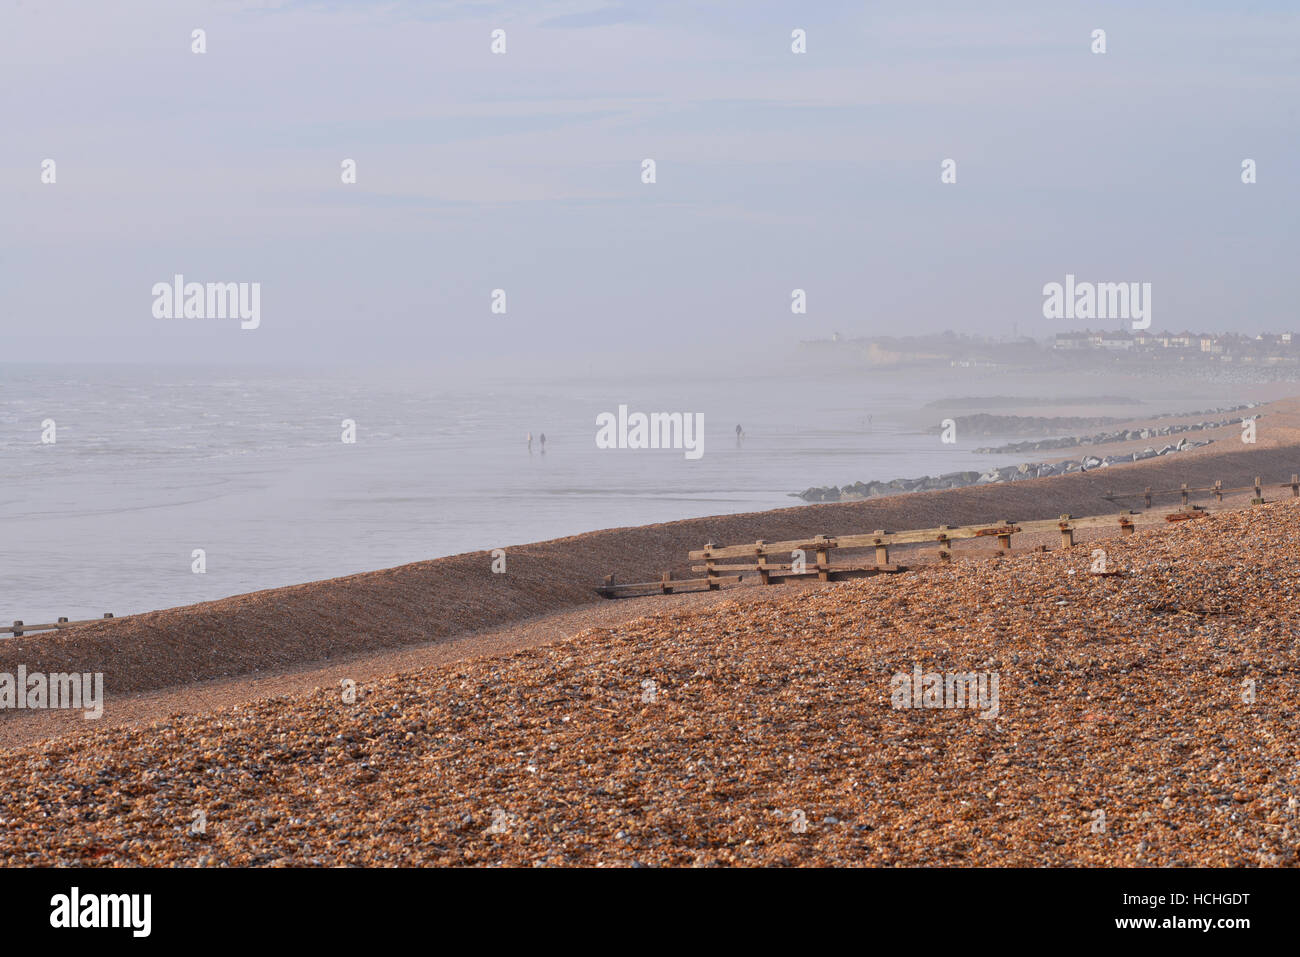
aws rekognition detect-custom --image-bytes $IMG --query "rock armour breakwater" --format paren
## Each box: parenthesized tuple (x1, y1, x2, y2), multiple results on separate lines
(797, 438, 1218, 502)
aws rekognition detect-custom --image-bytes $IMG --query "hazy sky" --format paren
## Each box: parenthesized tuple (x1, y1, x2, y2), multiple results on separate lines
(3, 0, 1298, 368)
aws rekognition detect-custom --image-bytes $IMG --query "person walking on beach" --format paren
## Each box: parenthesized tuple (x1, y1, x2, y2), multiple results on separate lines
(526, 432, 533, 454)
(540, 432, 546, 454)
(735, 424, 744, 447)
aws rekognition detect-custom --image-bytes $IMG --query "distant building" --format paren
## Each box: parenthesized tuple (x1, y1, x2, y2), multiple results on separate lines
(1053, 332, 1091, 350)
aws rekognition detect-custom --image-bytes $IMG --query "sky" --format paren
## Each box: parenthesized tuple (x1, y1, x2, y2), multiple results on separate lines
(2, 0, 1298, 370)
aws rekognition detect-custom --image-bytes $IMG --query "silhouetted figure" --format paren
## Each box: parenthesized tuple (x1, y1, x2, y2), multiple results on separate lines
(540, 432, 546, 454)
(735, 424, 744, 447)
(526, 432, 533, 454)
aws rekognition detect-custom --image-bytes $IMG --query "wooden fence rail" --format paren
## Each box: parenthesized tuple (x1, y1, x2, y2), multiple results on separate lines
(1, 614, 115, 638)
(685, 512, 1151, 588)
(599, 471, 1298, 597)
(1103, 474, 1298, 507)
(598, 571, 742, 598)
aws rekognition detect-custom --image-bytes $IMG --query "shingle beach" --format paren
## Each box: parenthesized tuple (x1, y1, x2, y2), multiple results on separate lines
(1, 498, 1296, 866)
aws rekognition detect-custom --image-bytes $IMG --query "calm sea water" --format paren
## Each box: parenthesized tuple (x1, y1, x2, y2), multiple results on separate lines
(0, 363, 1242, 622)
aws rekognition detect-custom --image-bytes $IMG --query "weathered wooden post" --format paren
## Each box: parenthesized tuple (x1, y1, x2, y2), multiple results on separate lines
(1144, 486, 1152, 508)
(937, 525, 954, 561)
(660, 571, 674, 595)
(1253, 477, 1263, 504)
(996, 520, 1014, 554)
(814, 534, 832, 581)
(703, 542, 720, 589)
(755, 541, 770, 585)
(1059, 515, 1074, 548)
(1119, 514, 1135, 536)
(11, 621, 22, 637)
(1214, 480, 1223, 503)
(873, 531, 889, 567)
(1180, 483, 1189, 507)
(1291, 474, 1298, 497)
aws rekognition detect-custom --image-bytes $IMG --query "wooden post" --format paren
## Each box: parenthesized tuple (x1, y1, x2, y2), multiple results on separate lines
(814, 534, 831, 581)
(1119, 515, 1135, 536)
(996, 520, 1013, 554)
(11, 621, 21, 637)
(1180, 483, 1188, 507)
(661, 571, 674, 595)
(1144, 487, 1152, 508)
(1292, 474, 1298, 497)
(1059, 515, 1074, 548)
(873, 531, 889, 567)
(755, 541, 770, 585)
(1253, 476, 1263, 504)
(1214, 480, 1223, 503)
(704, 542, 720, 589)
(937, 525, 953, 561)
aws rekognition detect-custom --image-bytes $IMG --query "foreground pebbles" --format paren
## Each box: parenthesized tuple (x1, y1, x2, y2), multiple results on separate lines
(1, 501, 1298, 867)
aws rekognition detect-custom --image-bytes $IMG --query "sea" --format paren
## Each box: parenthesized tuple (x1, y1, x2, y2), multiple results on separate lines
(0, 362, 1249, 623)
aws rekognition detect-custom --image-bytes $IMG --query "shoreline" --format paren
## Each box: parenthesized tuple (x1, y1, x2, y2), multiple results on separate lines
(2, 495, 1297, 865)
(1, 400, 1298, 744)
(798, 402, 1269, 502)
(5, 368, 1289, 626)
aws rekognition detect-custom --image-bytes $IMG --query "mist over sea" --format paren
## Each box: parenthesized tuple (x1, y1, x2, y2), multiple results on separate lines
(0, 362, 1249, 622)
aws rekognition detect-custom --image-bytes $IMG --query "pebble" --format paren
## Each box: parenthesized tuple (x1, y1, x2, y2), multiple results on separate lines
(0, 501, 1295, 866)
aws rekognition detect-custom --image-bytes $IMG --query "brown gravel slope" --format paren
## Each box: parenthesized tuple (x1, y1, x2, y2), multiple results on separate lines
(0, 583, 821, 748)
(2, 402, 1297, 699)
(1, 499, 1297, 866)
